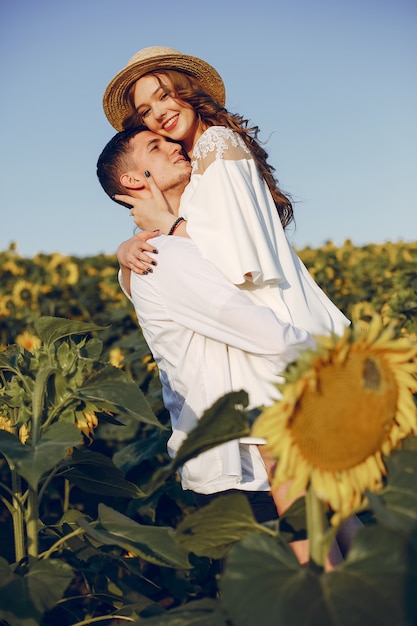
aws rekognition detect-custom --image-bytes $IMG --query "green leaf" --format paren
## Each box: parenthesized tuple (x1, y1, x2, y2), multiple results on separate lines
(132, 598, 229, 625)
(0, 422, 81, 490)
(74, 365, 163, 427)
(99, 504, 191, 569)
(220, 525, 417, 626)
(112, 429, 169, 472)
(34, 316, 109, 348)
(278, 496, 307, 542)
(66, 447, 144, 498)
(221, 533, 307, 626)
(174, 390, 250, 463)
(176, 493, 267, 559)
(403, 435, 417, 452)
(53, 519, 103, 562)
(32, 366, 60, 444)
(143, 391, 250, 495)
(94, 413, 139, 443)
(0, 352, 20, 375)
(325, 525, 417, 626)
(369, 448, 417, 531)
(0, 556, 73, 626)
(78, 504, 191, 570)
(79, 336, 104, 360)
(26, 558, 74, 612)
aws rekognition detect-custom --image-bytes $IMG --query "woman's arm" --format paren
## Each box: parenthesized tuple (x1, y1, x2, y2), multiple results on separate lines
(115, 169, 188, 276)
(115, 172, 190, 236)
(116, 171, 189, 275)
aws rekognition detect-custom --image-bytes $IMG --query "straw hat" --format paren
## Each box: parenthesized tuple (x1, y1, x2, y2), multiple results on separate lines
(103, 46, 226, 131)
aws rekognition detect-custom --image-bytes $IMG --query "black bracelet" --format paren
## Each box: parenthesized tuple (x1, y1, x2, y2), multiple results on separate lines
(168, 216, 185, 235)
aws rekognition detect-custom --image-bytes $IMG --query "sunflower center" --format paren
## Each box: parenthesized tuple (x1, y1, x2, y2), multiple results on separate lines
(290, 353, 398, 471)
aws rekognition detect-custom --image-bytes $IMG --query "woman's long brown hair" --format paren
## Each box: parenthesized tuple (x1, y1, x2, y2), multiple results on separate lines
(123, 70, 294, 229)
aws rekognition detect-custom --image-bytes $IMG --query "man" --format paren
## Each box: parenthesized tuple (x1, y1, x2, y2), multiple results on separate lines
(96, 126, 315, 524)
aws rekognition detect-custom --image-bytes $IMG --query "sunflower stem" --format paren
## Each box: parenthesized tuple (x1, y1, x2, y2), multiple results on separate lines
(10, 463, 25, 563)
(306, 484, 328, 569)
(26, 487, 39, 558)
(39, 526, 86, 560)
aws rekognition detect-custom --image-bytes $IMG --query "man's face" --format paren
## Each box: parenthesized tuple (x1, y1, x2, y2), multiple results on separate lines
(129, 130, 191, 193)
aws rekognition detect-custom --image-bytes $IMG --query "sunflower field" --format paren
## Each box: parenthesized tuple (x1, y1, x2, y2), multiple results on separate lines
(0, 239, 416, 626)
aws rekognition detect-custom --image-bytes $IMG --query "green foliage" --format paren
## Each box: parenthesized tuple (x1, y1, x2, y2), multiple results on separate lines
(0, 423, 81, 491)
(129, 598, 230, 625)
(175, 493, 273, 560)
(142, 391, 250, 497)
(220, 525, 417, 626)
(0, 557, 74, 626)
(66, 447, 145, 498)
(297, 240, 417, 337)
(0, 243, 417, 624)
(0, 317, 177, 624)
(79, 503, 191, 569)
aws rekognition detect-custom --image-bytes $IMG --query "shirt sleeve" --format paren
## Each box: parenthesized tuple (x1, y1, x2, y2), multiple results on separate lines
(143, 237, 315, 363)
(118, 268, 132, 301)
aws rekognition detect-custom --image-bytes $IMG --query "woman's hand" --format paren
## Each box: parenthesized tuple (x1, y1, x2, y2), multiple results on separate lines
(114, 172, 175, 234)
(117, 231, 159, 275)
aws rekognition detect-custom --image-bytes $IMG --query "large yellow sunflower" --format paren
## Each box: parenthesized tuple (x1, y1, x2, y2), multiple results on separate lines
(252, 316, 417, 524)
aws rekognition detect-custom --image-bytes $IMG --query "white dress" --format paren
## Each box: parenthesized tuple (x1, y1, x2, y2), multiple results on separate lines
(179, 126, 350, 337)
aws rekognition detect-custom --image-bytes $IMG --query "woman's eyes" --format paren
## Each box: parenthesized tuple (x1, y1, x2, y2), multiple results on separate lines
(139, 92, 169, 119)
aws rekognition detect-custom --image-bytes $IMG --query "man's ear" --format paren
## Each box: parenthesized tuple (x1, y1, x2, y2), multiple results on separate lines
(120, 173, 145, 190)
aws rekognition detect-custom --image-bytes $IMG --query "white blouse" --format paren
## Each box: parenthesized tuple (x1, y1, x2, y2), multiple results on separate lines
(179, 126, 350, 337)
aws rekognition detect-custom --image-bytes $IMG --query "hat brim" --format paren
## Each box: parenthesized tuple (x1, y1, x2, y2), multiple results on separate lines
(103, 53, 226, 131)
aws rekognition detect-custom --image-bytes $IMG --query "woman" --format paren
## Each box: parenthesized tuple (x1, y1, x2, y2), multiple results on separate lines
(103, 46, 349, 337)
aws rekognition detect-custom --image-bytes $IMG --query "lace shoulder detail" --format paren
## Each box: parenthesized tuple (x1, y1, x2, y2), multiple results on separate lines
(191, 126, 251, 175)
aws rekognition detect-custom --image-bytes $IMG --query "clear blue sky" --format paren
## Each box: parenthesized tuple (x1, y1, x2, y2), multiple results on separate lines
(1, 0, 416, 258)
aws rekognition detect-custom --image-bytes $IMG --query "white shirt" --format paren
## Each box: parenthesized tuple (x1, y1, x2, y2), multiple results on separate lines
(122, 235, 315, 495)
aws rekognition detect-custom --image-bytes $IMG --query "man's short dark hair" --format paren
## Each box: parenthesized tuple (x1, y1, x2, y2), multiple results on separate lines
(96, 125, 148, 198)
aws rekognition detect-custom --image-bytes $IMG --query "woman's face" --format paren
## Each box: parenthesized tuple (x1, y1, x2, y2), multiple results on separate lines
(133, 74, 201, 153)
